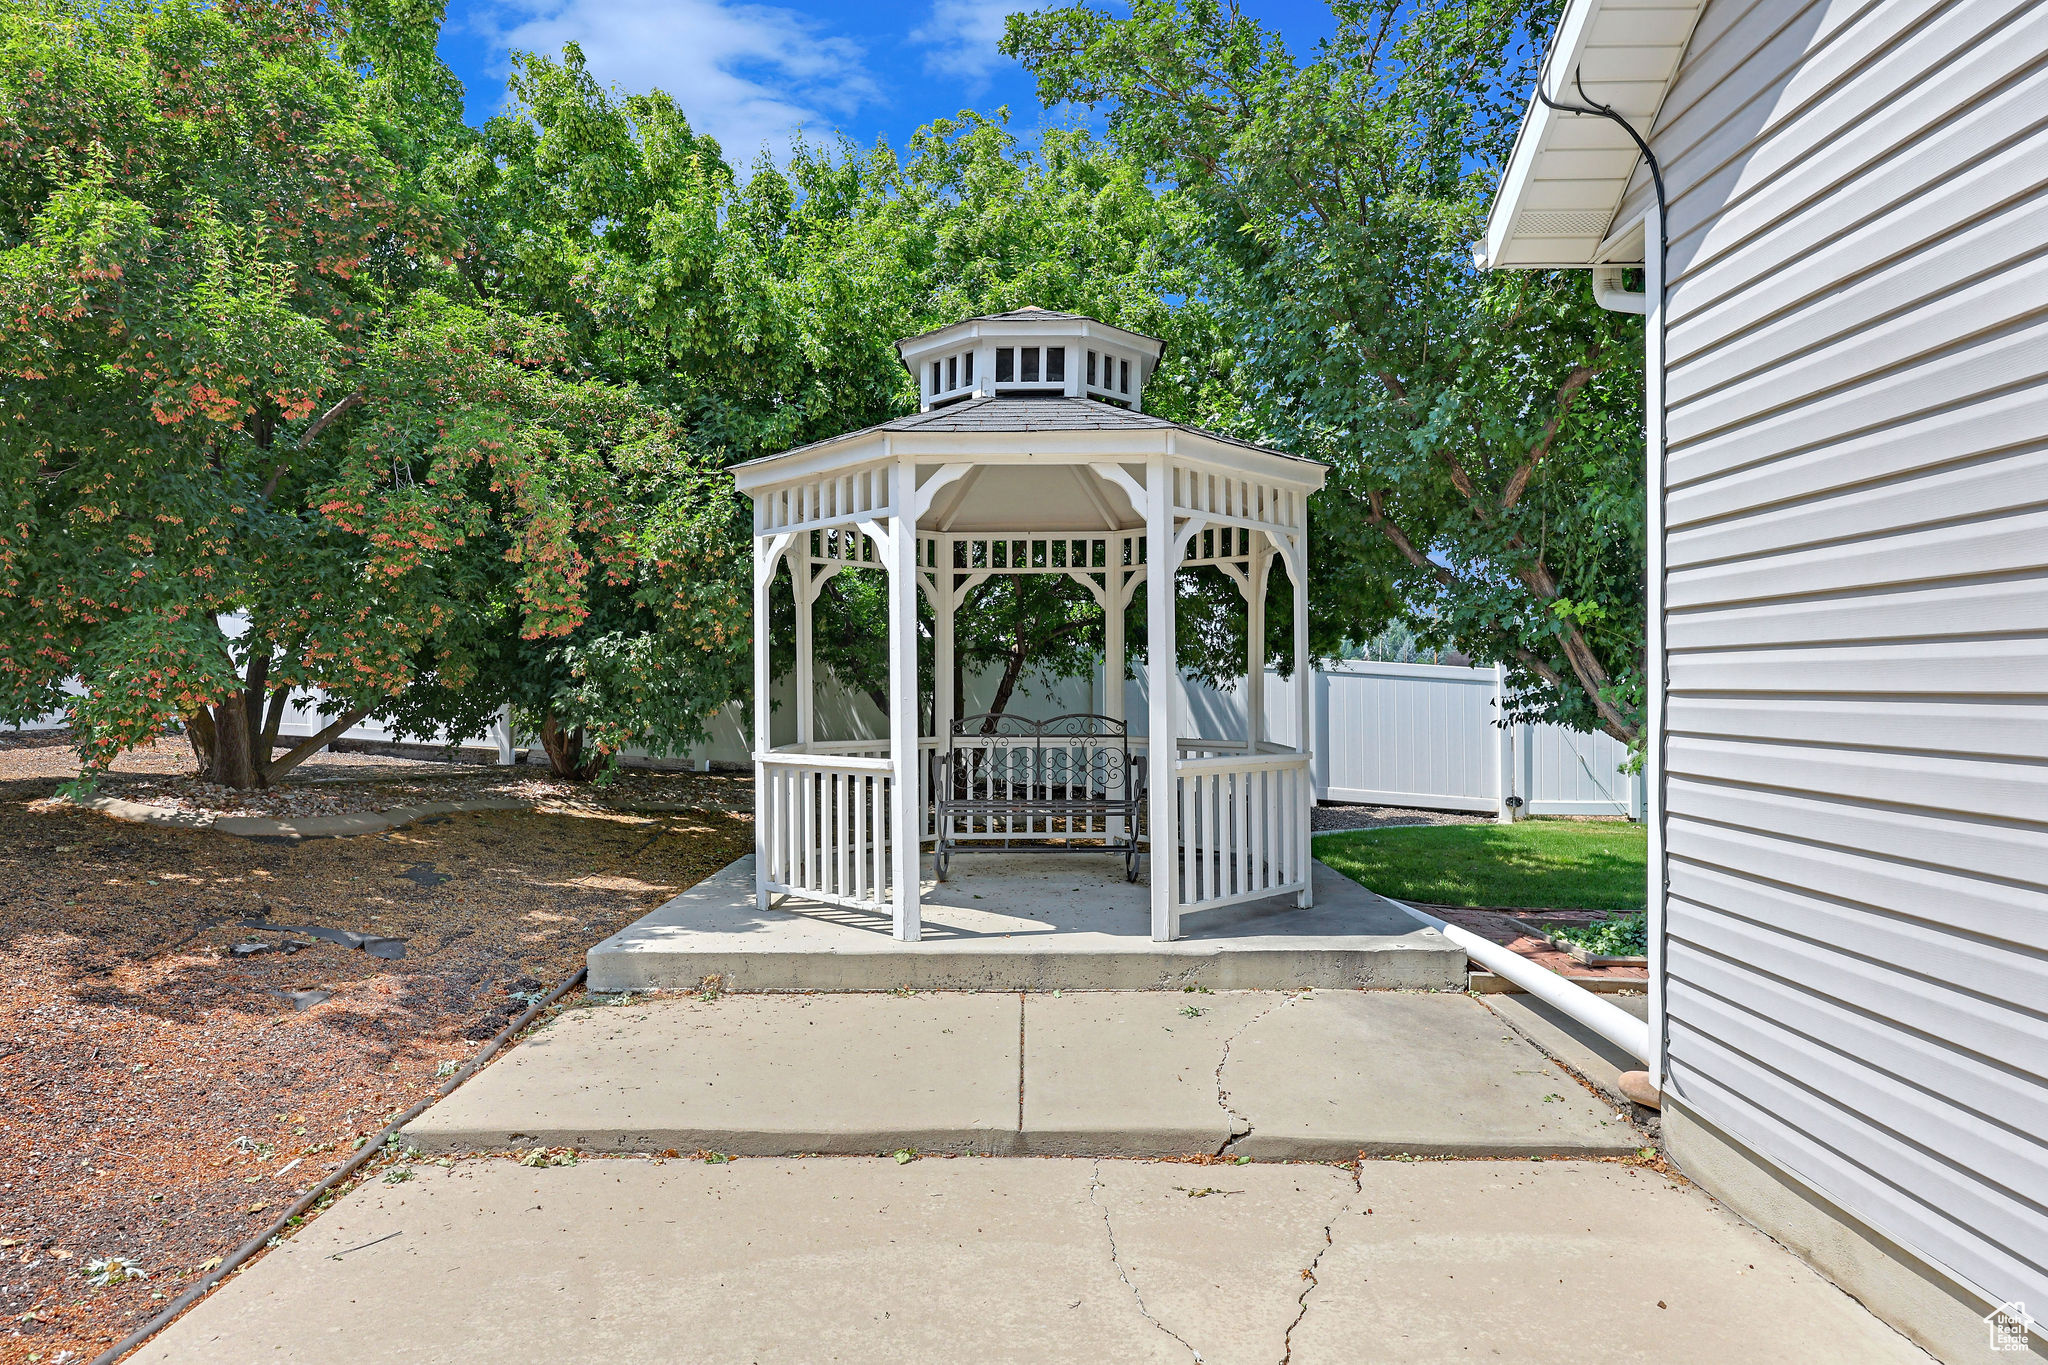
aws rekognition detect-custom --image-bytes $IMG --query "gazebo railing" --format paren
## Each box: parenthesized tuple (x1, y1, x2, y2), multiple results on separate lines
(1173, 750, 1312, 911)
(767, 734, 1313, 916)
(757, 751, 895, 912)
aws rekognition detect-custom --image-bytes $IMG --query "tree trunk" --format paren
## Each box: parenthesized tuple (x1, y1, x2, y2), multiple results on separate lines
(538, 714, 608, 781)
(210, 697, 259, 789)
(185, 707, 217, 775)
(980, 630, 1030, 734)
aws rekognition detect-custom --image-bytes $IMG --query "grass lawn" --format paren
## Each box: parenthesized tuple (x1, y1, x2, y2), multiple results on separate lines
(1315, 818, 1648, 913)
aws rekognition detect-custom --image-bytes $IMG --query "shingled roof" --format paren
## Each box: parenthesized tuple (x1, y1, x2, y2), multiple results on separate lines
(731, 396, 1317, 469)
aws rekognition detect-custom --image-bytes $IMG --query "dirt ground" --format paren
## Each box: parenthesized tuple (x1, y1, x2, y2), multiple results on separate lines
(0, 731, 753, 1365)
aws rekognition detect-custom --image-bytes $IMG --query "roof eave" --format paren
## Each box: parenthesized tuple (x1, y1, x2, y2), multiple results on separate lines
(1477, 0, 1705, 271)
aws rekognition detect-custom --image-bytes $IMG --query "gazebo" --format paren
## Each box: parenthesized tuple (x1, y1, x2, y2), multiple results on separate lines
(731, 309, 1328, 944)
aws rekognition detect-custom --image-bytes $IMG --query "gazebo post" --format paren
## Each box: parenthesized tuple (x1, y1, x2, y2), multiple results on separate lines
(1245, 541, 1270, 749)
(887, 459, 923, 942)
(1145, 457, 1180, 941)
(933, 535, 955, 737)
(1103, 547, 1126, 729)
(793, 558, 815, 749)
(1290, 534, 1315, 908)
(751, 531, 780, 909)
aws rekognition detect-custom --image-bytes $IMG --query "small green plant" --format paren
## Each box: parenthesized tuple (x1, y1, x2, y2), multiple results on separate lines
(1548, 913, 1648, 958)
(893, 1149, 917, 1165)
(382, 1167, 413, 1185)
(1179, 1005, 1205, 1018)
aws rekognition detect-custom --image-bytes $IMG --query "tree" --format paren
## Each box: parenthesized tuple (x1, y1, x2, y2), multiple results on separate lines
(0, 0, 743, 786)
(1005, 0, 1648, 743)
(458, 69, 1246, 725)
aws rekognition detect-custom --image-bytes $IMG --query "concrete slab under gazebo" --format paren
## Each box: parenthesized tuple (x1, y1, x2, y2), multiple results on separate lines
(591, 308, 1458, 990)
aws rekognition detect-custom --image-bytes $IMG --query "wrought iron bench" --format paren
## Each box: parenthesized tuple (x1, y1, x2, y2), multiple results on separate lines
(933, 713, 1145, 882)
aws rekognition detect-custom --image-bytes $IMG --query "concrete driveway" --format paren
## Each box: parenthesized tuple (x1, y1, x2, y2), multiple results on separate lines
(401, 989, 1642, 1159)
(133, 1155, 1928, 1364)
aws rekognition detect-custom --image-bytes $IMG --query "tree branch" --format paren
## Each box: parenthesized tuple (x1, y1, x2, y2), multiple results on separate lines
(1501, 350, 1603, 511)
(264, 706, 372, 783)
(261, 389, 366, 500)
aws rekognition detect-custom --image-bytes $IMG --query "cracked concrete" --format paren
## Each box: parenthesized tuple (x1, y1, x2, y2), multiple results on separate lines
(1281, 1162, 1357, 1363)
(1090, 1159, 1204, 1361)
(1211, 990, 1304, 1157)
(134, 1157, 1932, 1365)
(408, 989, 1638, 1158)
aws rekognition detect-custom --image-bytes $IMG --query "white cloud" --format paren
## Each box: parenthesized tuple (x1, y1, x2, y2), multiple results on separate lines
(471, 0, 880, 160)
(909, 0, 1022, 88)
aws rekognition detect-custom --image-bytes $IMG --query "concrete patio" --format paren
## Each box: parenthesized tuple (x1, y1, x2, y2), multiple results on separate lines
(402, 988, 1639, 1159)
(132, 1157, 1929, 1365)
(587, 853, 1464, 992)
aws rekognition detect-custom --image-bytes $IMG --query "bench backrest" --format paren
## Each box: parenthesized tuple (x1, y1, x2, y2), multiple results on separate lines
(942, 712, 1134, 798)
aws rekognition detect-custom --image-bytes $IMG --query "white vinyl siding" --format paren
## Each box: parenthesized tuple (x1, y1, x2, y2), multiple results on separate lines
(1642, 0, 2048, 1319)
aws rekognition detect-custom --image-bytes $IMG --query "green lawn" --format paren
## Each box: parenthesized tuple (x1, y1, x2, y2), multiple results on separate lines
(1315, 819, 1648, 913)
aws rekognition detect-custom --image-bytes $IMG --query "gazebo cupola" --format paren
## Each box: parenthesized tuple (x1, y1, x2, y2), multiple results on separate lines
(731, 308, 1327, 945)
(899, 307, 1165, 411)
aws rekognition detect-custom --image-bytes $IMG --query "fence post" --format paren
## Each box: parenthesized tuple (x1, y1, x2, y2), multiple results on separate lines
(491, 706, 516, 766)
(1494, 664, 1517, 824)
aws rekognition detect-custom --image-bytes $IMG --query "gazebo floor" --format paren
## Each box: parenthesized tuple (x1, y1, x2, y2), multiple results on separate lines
(588, 854, 1464, 992)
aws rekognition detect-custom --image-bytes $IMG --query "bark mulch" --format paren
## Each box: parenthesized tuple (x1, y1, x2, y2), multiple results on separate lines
(0, 731, 753, 1365)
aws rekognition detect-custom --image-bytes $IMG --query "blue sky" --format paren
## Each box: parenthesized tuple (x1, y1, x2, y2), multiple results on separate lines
(435, 0, 1338, 160)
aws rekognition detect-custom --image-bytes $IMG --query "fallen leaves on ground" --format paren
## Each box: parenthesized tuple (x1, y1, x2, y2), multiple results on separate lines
(0, 732, 752, 1364)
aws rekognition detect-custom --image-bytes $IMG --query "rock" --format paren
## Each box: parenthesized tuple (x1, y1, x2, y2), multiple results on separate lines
(1617, 1070, 1662, 1109)
(269, 988, 332, 1012)
(241, 918, 408, 960)
(230, 941, 274, 958)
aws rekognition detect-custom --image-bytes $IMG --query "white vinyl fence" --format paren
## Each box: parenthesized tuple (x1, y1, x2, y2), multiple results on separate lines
(661, 656, 1640, 820)
(19, 658, 1637, 820)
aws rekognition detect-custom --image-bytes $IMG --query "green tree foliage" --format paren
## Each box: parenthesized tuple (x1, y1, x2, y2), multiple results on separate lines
(0, 0, 743, 786)
(1006, 0, 1647, 742)
(455, 57, 1243, 726)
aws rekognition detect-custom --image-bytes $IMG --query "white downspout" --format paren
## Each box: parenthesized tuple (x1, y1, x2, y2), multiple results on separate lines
(1637, 204, 1668, 1097)
(1589, 208, 1667, 1103)
(1395, 897, 1651, 1062)
(1592, 263, 1648, 313)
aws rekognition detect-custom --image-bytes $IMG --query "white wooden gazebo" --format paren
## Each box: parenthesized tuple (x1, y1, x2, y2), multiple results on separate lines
(731, 309, 1328, 943)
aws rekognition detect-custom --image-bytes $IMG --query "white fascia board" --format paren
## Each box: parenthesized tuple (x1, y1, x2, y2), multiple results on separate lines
(729, 434, 892, 493)
(895, 316, 1166, 363)
(1171, 433, 1330, 492)
(1594, 216, 1648, 265)
(736, 427, 1325, 501)
(1479, 0, 1605, 271)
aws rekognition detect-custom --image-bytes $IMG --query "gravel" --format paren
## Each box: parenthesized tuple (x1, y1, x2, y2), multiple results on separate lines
(1309, 802, 1492, 833)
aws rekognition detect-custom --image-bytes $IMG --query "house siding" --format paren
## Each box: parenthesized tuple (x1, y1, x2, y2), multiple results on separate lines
(1629, 0, 2048, 1318)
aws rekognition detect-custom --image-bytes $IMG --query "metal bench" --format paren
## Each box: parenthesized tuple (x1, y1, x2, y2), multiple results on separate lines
(933, 712, 1145, 882)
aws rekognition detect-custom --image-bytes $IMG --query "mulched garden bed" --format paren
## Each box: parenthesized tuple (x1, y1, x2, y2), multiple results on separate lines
(0, 731, 753, 1365)
(4, 729, 749, 824)
(1424, 905, 1648, 985)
